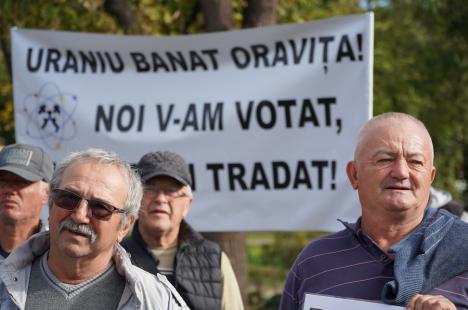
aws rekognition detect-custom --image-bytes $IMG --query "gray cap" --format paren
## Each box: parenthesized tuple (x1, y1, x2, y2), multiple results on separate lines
(0, 144, 54, 182)
(136, 151, 192, 186)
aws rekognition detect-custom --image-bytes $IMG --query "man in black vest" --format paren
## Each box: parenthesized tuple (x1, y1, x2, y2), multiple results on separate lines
(122, 151, 243, 310)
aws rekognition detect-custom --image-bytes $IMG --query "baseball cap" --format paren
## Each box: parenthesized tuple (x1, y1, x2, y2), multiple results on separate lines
(0, 144, 54, 182)
(136, 151, 192, 187)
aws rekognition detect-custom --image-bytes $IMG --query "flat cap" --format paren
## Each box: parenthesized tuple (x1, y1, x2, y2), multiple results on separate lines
(0, 143, 53, 182)
(136, 151, 192, 187)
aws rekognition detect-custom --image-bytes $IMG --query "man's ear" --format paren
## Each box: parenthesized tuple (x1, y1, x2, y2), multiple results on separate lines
(346, 161, 359, 190)
(182, 198, 192, 218)
(117, 215, 135, 242)
(41, 183, 50, 205)
(430, 166, 436, 183)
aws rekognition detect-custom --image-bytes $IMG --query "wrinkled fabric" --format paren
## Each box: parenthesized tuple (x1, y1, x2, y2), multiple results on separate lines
(383, 208, 468, 305)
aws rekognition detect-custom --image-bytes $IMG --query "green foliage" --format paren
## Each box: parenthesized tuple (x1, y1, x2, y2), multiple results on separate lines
(246, 231, 327, 309)
(372, 0, 468, 197)
(0, 83, 14, 145)
(0, 30, 13, 143)
(277, 0, 361, 23)
(138, 0, 203, 35)
(1, 1, 119, 32)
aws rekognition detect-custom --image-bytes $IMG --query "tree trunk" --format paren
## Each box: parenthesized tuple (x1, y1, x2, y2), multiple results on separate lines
(104, 0, 140, 34)
(243, 0, 278, 28)
(0, 3, 12, 84)
(201, 232, 247, 298)
(0, 35, 11, 85)
(198, 0, 233, 32)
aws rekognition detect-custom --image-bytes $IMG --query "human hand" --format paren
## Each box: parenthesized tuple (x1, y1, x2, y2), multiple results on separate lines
(406, 294, 456, 310)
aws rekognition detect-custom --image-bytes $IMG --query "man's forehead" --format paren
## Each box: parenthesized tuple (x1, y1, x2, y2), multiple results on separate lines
(145, 175, 183, 186)
(357, 119, 432, 158)
(0, 170, 31, 181)
(61, 160, 127, 189)
(65, 159, 120, 174)
(372, 148, 427, 158)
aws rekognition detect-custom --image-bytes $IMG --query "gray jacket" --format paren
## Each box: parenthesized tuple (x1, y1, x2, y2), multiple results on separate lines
(0, 220, 47, 265)
(0, 231, 190, 310)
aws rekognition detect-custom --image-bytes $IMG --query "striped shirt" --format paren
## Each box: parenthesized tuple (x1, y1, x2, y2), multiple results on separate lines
(280, 220, 468, 309)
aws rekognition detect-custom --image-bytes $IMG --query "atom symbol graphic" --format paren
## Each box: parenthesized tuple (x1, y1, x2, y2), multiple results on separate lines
(22, 83, 78, 150)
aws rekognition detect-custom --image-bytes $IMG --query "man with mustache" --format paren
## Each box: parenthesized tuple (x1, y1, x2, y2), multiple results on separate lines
(122, 151, 243, 310)
(0, 148, 189, 309)
(0, 144, 53, 263)
(281, 113, 468, 310)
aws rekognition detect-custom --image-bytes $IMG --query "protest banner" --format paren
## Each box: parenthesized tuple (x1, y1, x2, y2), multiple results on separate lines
(11, 13, 373, 231)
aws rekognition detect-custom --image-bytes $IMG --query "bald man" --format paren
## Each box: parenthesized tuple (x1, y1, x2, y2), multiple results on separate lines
(281, 112, 468, 310)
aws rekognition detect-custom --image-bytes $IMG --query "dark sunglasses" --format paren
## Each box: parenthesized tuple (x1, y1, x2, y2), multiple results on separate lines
(51, 188, 125, 220)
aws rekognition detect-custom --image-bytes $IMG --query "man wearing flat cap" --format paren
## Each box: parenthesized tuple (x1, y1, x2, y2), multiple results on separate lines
(0, 144, 53, 263)
(122, 151, 244, 310)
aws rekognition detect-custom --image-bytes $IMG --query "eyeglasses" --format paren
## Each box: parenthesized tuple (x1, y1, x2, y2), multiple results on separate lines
(51, 188, 125, 220)
(143, 185, 187, 200)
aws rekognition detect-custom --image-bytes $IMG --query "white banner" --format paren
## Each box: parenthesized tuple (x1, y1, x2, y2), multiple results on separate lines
(11, 13, 373, 231)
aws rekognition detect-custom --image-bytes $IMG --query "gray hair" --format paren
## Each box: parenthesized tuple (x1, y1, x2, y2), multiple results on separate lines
(182, 184, 193, 199)
(49, 148, 143, 228)
(355, 112, 434, 162)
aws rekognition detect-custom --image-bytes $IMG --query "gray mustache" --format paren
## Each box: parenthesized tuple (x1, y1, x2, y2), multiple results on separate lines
(59, 218, 97, 243)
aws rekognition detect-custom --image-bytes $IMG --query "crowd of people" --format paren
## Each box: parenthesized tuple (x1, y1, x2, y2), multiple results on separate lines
(0, 112, 467, 309)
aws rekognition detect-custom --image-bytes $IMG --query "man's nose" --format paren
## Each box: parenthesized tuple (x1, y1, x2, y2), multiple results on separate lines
(69, 199, 92, 223)
(154, 190, 169, 203)
(391, 158, 410, 180)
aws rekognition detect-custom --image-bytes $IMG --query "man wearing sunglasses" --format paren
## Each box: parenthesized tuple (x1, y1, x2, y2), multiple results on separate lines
(122, 151, 243, 310)
(0, 144, 53, 264)
(0, 148, 189, 309)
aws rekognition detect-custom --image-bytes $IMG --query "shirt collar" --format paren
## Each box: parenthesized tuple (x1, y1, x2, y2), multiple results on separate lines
(339, 218, 392, 263)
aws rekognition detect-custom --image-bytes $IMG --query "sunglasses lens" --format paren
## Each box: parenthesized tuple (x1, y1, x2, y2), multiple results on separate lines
(54, 190, 80, 211)
(88, 201, 113, 219)
(52, 189, 121, 220)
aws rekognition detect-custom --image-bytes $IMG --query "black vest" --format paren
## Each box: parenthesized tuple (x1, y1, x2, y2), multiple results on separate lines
(122, 221, 223, 310)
